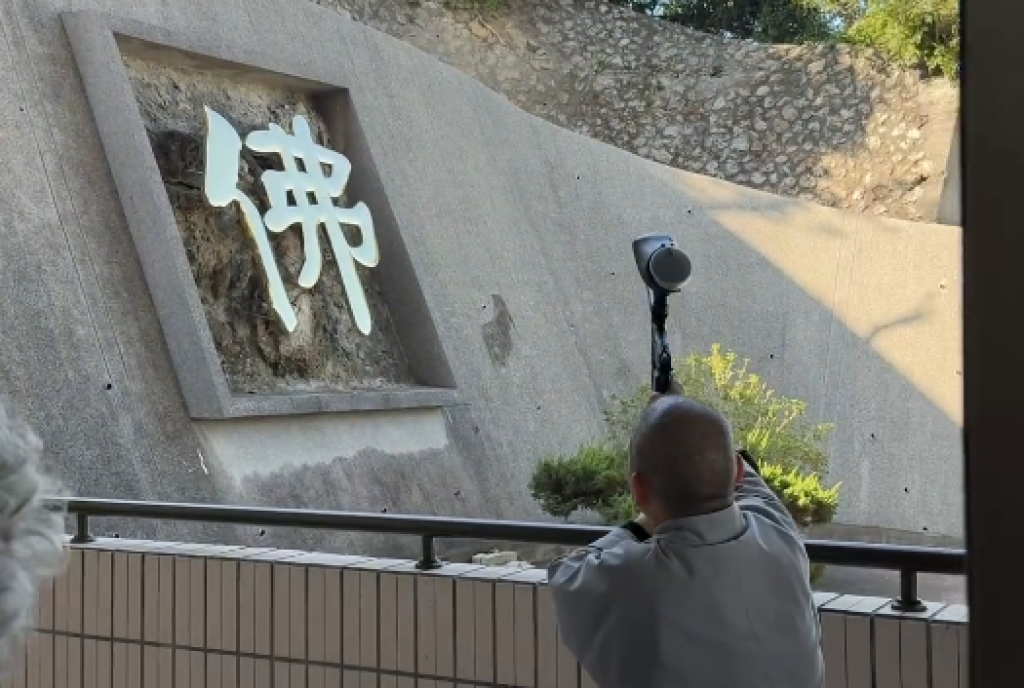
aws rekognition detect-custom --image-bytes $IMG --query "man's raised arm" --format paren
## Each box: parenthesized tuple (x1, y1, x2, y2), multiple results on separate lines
(734, 449, 801, 535)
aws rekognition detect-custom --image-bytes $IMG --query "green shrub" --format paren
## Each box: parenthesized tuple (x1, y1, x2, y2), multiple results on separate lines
(529, 345, 841, 528)
(530, 443, 628, 520)
(615, 0, 960, 80)
(844, 0, 960, 79)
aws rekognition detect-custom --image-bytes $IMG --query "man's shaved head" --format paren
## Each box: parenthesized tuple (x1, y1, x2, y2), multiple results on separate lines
(629, 396, 737, 519)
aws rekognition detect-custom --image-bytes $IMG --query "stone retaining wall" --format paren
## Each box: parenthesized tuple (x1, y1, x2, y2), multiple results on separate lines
(314, 0, 959, 222)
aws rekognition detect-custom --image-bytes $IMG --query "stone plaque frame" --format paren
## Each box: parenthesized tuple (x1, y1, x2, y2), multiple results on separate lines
(63, 11, 458, 419)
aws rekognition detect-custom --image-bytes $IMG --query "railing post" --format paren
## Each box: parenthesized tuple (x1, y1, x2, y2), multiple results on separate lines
(892, 569, 926, 612)
(415, 535, 441, 570)
(70, 513, 95, 545)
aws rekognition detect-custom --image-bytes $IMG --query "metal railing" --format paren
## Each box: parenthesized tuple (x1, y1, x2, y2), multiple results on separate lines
(61, 497, 966, 614)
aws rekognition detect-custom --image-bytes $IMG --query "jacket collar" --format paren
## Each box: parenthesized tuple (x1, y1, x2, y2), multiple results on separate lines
(653, 502, 746, 546)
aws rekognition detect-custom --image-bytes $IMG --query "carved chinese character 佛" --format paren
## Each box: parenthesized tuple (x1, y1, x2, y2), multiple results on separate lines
(202, 107, 379, 334)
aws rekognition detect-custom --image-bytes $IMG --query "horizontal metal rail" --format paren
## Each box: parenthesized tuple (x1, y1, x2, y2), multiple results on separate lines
(59, 497, 966, 613)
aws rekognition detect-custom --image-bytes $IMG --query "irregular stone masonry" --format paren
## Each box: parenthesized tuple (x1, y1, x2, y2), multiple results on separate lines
(316, 0, 959, 222)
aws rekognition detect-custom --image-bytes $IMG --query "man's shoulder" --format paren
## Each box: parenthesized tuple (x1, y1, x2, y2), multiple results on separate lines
(738, 494, 803, 538)
(548, 528, 654, 582)
(738, 510, 812, 572)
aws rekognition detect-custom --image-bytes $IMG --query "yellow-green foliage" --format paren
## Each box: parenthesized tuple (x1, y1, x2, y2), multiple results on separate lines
(605, 344, 833, 474)
(760, 462, 841, 527)
(529, 344, 841, 527)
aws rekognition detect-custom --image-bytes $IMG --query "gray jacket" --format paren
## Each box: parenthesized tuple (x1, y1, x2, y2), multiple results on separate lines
(547, 465, 824, 688)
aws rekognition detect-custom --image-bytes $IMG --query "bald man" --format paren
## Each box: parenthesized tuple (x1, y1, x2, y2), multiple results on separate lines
(547, 391, 824, 688)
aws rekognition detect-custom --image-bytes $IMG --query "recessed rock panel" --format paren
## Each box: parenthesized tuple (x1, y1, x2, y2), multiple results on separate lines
(123, 57, 414, 394)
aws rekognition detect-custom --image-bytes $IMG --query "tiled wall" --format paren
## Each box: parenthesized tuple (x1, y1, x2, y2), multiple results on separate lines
(1, 539, 969, 688)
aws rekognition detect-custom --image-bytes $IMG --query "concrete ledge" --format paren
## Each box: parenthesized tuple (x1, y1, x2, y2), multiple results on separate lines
(806, 522, 964, 549)
(221, 387, 461, 417)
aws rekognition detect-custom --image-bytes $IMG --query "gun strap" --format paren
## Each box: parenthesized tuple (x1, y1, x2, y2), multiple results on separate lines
(737, 448, 761, 476)
(621, 520, 652, 542)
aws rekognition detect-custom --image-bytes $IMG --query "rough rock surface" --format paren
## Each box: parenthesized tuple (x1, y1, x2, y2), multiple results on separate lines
(124, 57, 414, 393)
(316, 0, 958, 221)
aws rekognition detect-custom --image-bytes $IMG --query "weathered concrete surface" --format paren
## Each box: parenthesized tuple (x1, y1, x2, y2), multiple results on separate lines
(0, 0, 962, 547)
(938, 114, 962, 226)
(193, 408, 495, 556)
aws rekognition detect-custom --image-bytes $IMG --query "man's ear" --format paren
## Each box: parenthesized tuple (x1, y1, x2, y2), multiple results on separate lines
(735, 453, 745, 486)
(629, 471, 646, 504)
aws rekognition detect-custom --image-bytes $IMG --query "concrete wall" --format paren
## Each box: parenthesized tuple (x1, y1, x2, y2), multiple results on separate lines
(0, 0, 962, 547)
(938, 114, 962, 226)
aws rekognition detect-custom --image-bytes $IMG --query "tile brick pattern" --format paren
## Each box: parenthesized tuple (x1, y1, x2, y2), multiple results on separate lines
(1, 540, 969, 687)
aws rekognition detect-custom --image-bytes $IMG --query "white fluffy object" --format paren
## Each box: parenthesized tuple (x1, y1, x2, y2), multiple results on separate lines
(0, 398, 66, 671)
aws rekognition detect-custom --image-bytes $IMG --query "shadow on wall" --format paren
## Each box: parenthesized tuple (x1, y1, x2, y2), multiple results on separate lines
(229, 445, 504, 559)
(652, 171, 960, 538)
(484, 109, 962, 538)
